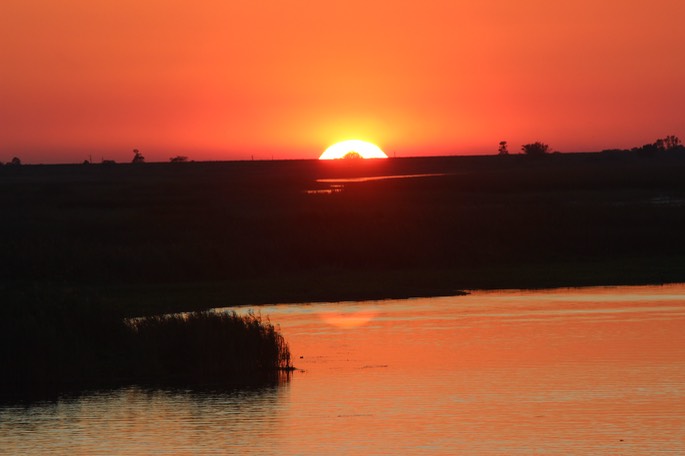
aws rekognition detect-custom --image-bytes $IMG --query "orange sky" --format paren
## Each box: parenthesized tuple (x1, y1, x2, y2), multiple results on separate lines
(2, 0, 684, 163)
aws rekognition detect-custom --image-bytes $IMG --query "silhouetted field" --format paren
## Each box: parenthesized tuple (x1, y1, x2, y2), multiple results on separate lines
(2, 152, 685, 315)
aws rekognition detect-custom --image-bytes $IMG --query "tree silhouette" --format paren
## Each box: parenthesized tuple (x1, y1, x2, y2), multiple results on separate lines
(9, 157, 21, 166)
(662, 135, 682, 151)
(637, 135, 684, 155)
(132, 149, 145, 164)
(170, 156, 189, 163)
(521, 142, 550, 156)
(343, 151, 362, 159)
(498, 141, 509, 155)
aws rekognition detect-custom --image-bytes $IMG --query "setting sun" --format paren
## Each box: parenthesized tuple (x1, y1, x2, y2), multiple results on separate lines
(319, 140, 389, 160)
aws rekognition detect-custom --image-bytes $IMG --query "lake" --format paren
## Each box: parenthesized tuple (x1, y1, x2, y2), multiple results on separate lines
(2, 285, 684, 454)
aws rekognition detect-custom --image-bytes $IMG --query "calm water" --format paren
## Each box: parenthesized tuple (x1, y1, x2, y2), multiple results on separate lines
(2, 285, 685, 454)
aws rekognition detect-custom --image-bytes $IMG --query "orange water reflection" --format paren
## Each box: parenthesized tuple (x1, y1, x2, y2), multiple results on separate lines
(2, 285, 684, 454)
(316, 173, 447, 183)
(266, 285, 685, 454)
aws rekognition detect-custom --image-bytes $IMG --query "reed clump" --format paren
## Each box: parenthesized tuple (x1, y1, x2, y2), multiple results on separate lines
(128, 310, 292, 383)
(0, 287, 291, 395)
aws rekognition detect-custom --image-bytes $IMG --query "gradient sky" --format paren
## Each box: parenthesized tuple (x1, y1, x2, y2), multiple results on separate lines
(2, 0, 684, 163)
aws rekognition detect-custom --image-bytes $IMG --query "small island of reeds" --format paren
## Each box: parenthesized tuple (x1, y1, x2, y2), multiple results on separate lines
(0, 287, 291, 397)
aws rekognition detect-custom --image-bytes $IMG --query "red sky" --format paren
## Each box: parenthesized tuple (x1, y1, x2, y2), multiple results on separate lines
(2, 0, 684, 163)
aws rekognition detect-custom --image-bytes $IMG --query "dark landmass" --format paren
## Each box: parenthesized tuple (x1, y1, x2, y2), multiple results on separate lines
(2, 152, 685, 316)
(3, 151, 685, 396)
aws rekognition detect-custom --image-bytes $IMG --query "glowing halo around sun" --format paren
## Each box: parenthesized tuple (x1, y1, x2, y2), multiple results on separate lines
(319, 140, 388, 160)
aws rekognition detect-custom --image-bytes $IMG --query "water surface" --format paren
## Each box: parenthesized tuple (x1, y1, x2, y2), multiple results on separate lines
(2, 285, 684, 454)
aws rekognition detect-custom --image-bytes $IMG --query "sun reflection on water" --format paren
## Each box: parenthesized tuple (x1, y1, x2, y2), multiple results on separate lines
(319, 309, 378, 329)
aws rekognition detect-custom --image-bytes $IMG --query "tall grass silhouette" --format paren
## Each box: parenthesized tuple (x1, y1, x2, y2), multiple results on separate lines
(129, 310, 291, 383)
(0, 287, 291, 396)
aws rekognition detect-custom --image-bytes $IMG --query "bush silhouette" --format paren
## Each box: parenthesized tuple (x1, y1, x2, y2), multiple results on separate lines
(132, 149, 145, 164)
(521, 142, 550, 156)
(498, 141, 509, 155)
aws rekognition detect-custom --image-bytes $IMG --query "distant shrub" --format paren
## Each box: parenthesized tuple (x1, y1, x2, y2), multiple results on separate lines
(132, 149, 145, 164)
(498, 141, 509, 155)
(521, 142, 551, 156)
(170, 155, 189, 163)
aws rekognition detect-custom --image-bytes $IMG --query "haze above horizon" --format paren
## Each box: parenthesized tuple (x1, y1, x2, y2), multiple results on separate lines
(2, 1, 684, 164)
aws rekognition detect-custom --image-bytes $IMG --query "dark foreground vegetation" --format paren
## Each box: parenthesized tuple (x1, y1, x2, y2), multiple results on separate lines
(0, 286, 291, 397)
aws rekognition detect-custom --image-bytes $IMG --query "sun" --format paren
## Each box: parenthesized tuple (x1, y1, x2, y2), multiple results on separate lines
(319, 140, 388, 160)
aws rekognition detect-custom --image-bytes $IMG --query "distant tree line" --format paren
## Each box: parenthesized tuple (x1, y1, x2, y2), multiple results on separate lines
(76, 150, 192, 165)
(498, 134, 683, 157)
(602, 135, 684, 156)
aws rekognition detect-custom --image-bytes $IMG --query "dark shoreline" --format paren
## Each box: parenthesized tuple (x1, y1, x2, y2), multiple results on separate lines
(10, 254, 681, 318)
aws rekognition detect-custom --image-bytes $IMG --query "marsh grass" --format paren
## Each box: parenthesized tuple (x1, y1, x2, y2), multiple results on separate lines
(128, 310, 291, 383)
(0, 287, 291, 397)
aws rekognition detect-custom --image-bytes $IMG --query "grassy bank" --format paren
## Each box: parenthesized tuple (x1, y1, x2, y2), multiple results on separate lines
(0, 287, 291, 397)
